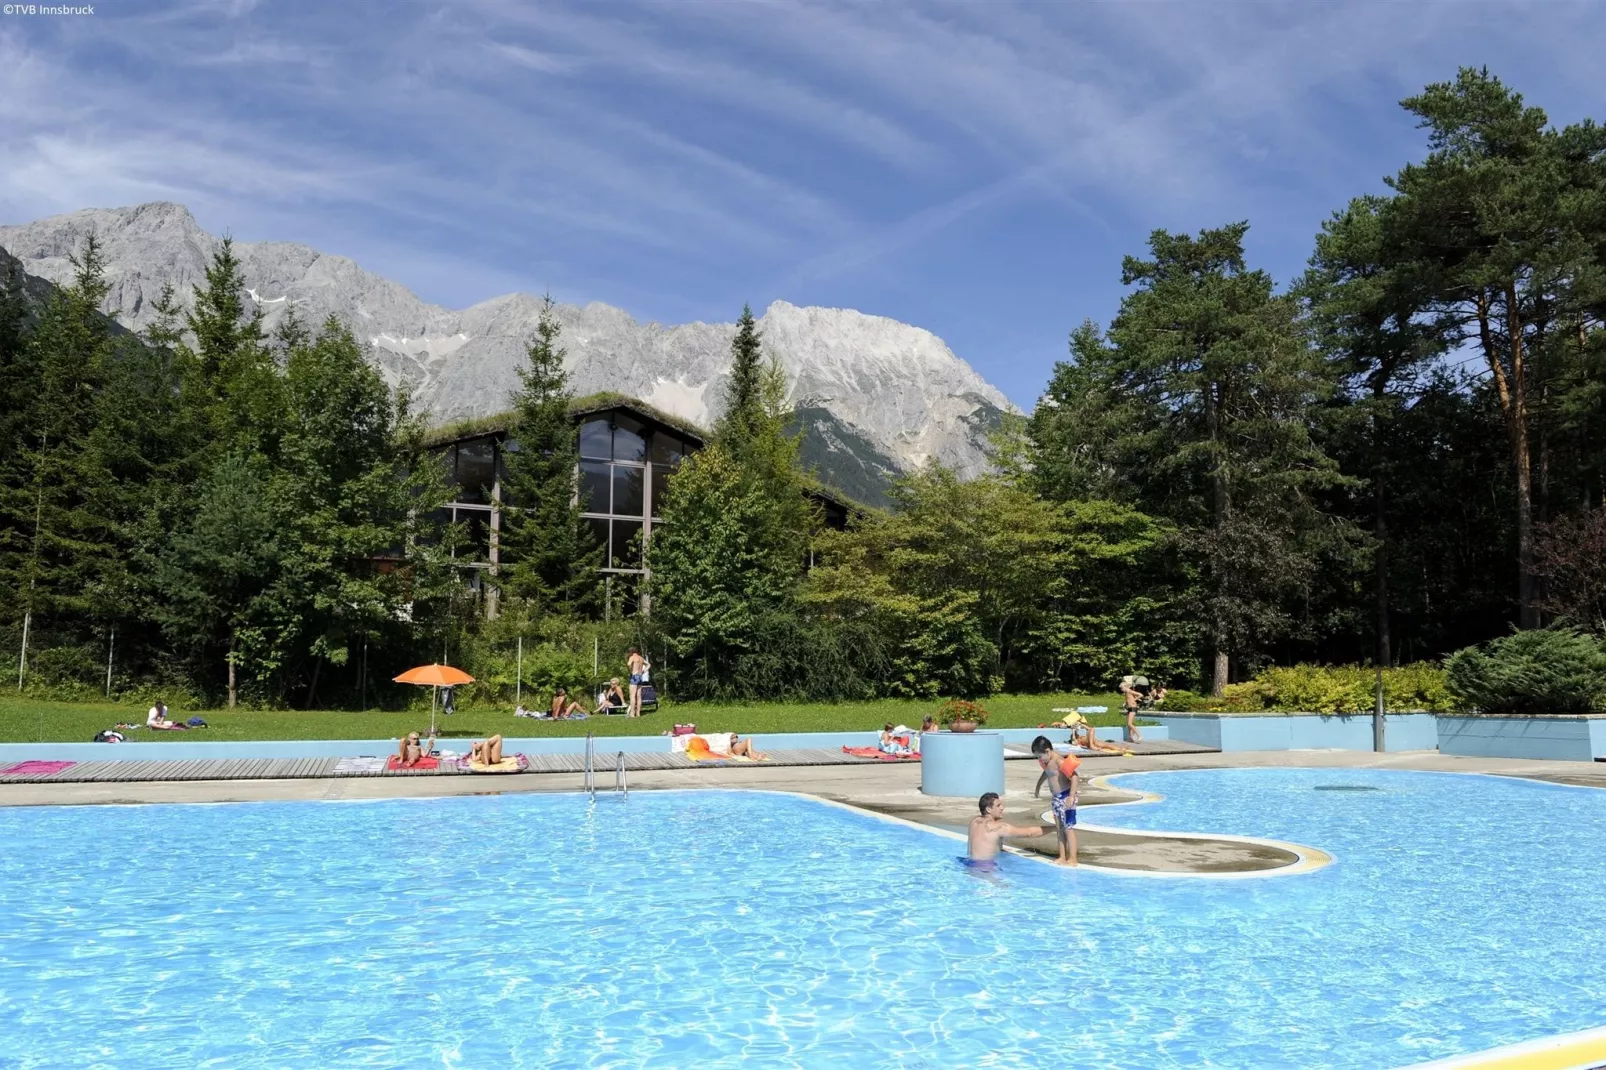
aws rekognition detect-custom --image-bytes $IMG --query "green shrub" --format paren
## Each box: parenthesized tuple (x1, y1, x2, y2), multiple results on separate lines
(1157, 663, 1452, 714)
(1444, 627, 1606, 714)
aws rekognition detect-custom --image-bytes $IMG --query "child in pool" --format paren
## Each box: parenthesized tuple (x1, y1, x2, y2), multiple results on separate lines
(1031, 735, 1081, 866)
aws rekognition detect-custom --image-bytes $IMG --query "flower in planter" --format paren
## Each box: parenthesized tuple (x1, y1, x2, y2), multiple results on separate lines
(936, 699, 990, 728)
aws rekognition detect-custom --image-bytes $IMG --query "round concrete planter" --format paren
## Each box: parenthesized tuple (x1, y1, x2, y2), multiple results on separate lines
(920, 729, 1004, 798)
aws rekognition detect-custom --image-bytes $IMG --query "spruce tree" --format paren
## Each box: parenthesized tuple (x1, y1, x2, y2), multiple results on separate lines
(1030, 223, 1357, 693)
(499, 297, 600, 614)
(719, 303, 765, 451)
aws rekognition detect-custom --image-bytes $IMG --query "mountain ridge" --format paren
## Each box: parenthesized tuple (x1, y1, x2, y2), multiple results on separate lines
(0, 203, 1013, 503)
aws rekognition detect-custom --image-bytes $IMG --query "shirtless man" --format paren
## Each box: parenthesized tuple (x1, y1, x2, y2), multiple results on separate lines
(626, 647, 650, 717)
(966, 792, 1045, 867)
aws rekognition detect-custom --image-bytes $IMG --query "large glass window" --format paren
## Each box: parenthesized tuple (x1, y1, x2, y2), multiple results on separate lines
(580, 419, 612, 461)
(586, 517, 610, 561)
(455, 439, 495, 503)
(650, 431, 684, 466)
(612, 415, 646, 462)
(612, 464, 644, 518)
(651, 464, 672, 518)
(456, 506, 491, 561)
(495, 440, 517, 505)
(579, 461, 611, 514)
(611, 519, 643, 569)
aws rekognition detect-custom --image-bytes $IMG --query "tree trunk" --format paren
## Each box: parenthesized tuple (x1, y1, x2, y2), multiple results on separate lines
(227, 633, 237, 710)
(1212, 650, 1230, 695)
(1477, 286, 1540, 629)
(1372, 389, 1391, 668)
(305, 658, 323, 710)
(1205, 379, 1231, 695)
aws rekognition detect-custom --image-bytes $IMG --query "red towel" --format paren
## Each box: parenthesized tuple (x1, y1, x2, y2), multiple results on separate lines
(386, 755, 439, 771)
(842, 746, 919, 762)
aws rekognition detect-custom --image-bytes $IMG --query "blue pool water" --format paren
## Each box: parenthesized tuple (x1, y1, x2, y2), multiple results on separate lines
(1, 771, 1603, 1068)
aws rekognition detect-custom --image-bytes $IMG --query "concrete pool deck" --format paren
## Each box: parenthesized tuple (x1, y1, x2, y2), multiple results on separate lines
(4, 748, 1602, 877)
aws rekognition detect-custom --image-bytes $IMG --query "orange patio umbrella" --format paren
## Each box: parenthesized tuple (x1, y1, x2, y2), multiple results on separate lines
(393, 663, 475, 735)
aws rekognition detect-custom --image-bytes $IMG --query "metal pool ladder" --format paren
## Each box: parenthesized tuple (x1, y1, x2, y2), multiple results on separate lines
(614, 750, 628, 796)
(584, 732, 595, 798)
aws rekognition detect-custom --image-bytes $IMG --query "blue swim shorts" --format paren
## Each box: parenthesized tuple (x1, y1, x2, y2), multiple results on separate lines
(1051, 789, 1078, 828)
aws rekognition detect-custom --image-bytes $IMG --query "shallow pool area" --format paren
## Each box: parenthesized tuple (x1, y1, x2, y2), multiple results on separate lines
(1, 772, 1603, 1068)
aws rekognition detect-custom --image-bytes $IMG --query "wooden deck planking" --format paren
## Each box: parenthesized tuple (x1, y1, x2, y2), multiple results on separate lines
(0, 739, 1220, 788)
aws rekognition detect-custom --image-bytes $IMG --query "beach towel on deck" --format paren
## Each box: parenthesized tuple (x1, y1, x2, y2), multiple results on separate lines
(333, 756, 387, 774)
(465, 754, 528, 774)
(0, 760, 76, 777)
(385, 755, 439, 772)
(685, 737, 725, 761)
(842, 746, 919, 762)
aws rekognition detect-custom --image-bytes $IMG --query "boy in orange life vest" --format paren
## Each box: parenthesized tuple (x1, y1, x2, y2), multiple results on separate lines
(1031, 735, 1081, 866)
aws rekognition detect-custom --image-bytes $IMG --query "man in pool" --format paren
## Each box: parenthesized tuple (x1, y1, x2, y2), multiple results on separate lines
(966, 792, 1044, 868)
(1031, 735, 1081, 865)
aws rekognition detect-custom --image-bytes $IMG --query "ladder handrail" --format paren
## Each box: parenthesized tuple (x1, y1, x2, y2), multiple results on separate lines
(615, 750, 628, 796)
(584, 732, 595, 797)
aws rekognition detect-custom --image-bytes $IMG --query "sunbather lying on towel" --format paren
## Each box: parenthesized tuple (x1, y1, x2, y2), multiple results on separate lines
(1059, 713, 1128, 755)
(396, 731, 436, 767)
(469, 734, 503, 765)
(728, 733, 767, 760)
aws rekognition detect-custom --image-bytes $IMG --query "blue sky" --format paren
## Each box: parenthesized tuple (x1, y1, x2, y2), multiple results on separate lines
(3, 1, 1605, 409)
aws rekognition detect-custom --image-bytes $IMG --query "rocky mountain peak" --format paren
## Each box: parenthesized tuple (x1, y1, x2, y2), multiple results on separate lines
(0, 203, 1014, 504)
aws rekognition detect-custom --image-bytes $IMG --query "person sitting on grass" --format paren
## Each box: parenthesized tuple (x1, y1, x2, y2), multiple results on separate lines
(146, 700, 188, 731)
(1031, 736, 1081, 866)
(597, 679, 627, 714)
(966, 792, 1044, 868)
(878, 723, 912, 756)
(396, 731, 435, 767)
(728, 733, 767, 760)
(469, 734, 504, 765)
(550, 687, 588, 719)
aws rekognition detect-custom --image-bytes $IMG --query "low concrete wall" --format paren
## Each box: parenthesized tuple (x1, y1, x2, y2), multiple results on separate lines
(1149, 712, 1438, 753)
(0, 724, 1159, 764)
(1437, 714, 1606, 762)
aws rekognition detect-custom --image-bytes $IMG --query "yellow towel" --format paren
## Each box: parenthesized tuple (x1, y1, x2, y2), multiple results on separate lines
(468, 756, 523, 773)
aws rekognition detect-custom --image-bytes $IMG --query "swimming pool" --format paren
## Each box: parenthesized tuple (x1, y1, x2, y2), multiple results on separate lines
(0, 772, 1601, 1068)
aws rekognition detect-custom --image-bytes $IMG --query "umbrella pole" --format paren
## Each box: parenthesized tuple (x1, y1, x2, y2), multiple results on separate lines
(431, 685, 438, 738)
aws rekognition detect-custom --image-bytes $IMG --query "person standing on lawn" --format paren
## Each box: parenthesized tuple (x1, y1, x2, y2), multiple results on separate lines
(1117, 675, 1164, 744)
(626, 647, 650, 717)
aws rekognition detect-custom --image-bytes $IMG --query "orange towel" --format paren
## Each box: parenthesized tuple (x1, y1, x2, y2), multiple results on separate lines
(686, 736, 722, 761)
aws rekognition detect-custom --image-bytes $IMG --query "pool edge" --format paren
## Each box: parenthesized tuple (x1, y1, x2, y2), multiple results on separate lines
(1398, 1024, 1606, 1070)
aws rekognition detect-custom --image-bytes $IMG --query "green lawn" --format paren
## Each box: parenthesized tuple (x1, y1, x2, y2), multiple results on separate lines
(0, 693, 1137, 744)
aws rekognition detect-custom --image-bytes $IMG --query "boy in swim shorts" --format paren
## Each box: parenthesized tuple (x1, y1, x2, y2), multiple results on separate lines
(1031, 735, 1080, 866)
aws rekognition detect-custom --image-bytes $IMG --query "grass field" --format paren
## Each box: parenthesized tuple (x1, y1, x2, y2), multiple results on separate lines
(0, 693, 1139, 744)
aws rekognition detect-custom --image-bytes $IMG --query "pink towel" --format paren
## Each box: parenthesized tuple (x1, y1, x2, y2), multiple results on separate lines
(1, 760, 75, 776)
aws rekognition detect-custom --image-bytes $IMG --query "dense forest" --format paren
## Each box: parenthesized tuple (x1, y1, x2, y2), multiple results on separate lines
(2, 68, 1604, 710)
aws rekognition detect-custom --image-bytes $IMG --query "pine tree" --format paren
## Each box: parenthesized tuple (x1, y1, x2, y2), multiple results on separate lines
(651, 305, 815, 686)
(499, 297, 601, 615)
(1030, 223, 1357, 693)
(183, 238, 279, 453)
(0, 238, 117, 636)
(719, 303, 766, 452)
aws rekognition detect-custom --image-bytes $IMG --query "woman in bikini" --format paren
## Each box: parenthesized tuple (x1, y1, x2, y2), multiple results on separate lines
(396, 731, 435, 767)
(728, 733, 767, 760)
(469, 734, 504, 765)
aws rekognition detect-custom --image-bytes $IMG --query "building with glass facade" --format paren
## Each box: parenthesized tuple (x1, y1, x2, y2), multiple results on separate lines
(424, 394, 851, 617)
